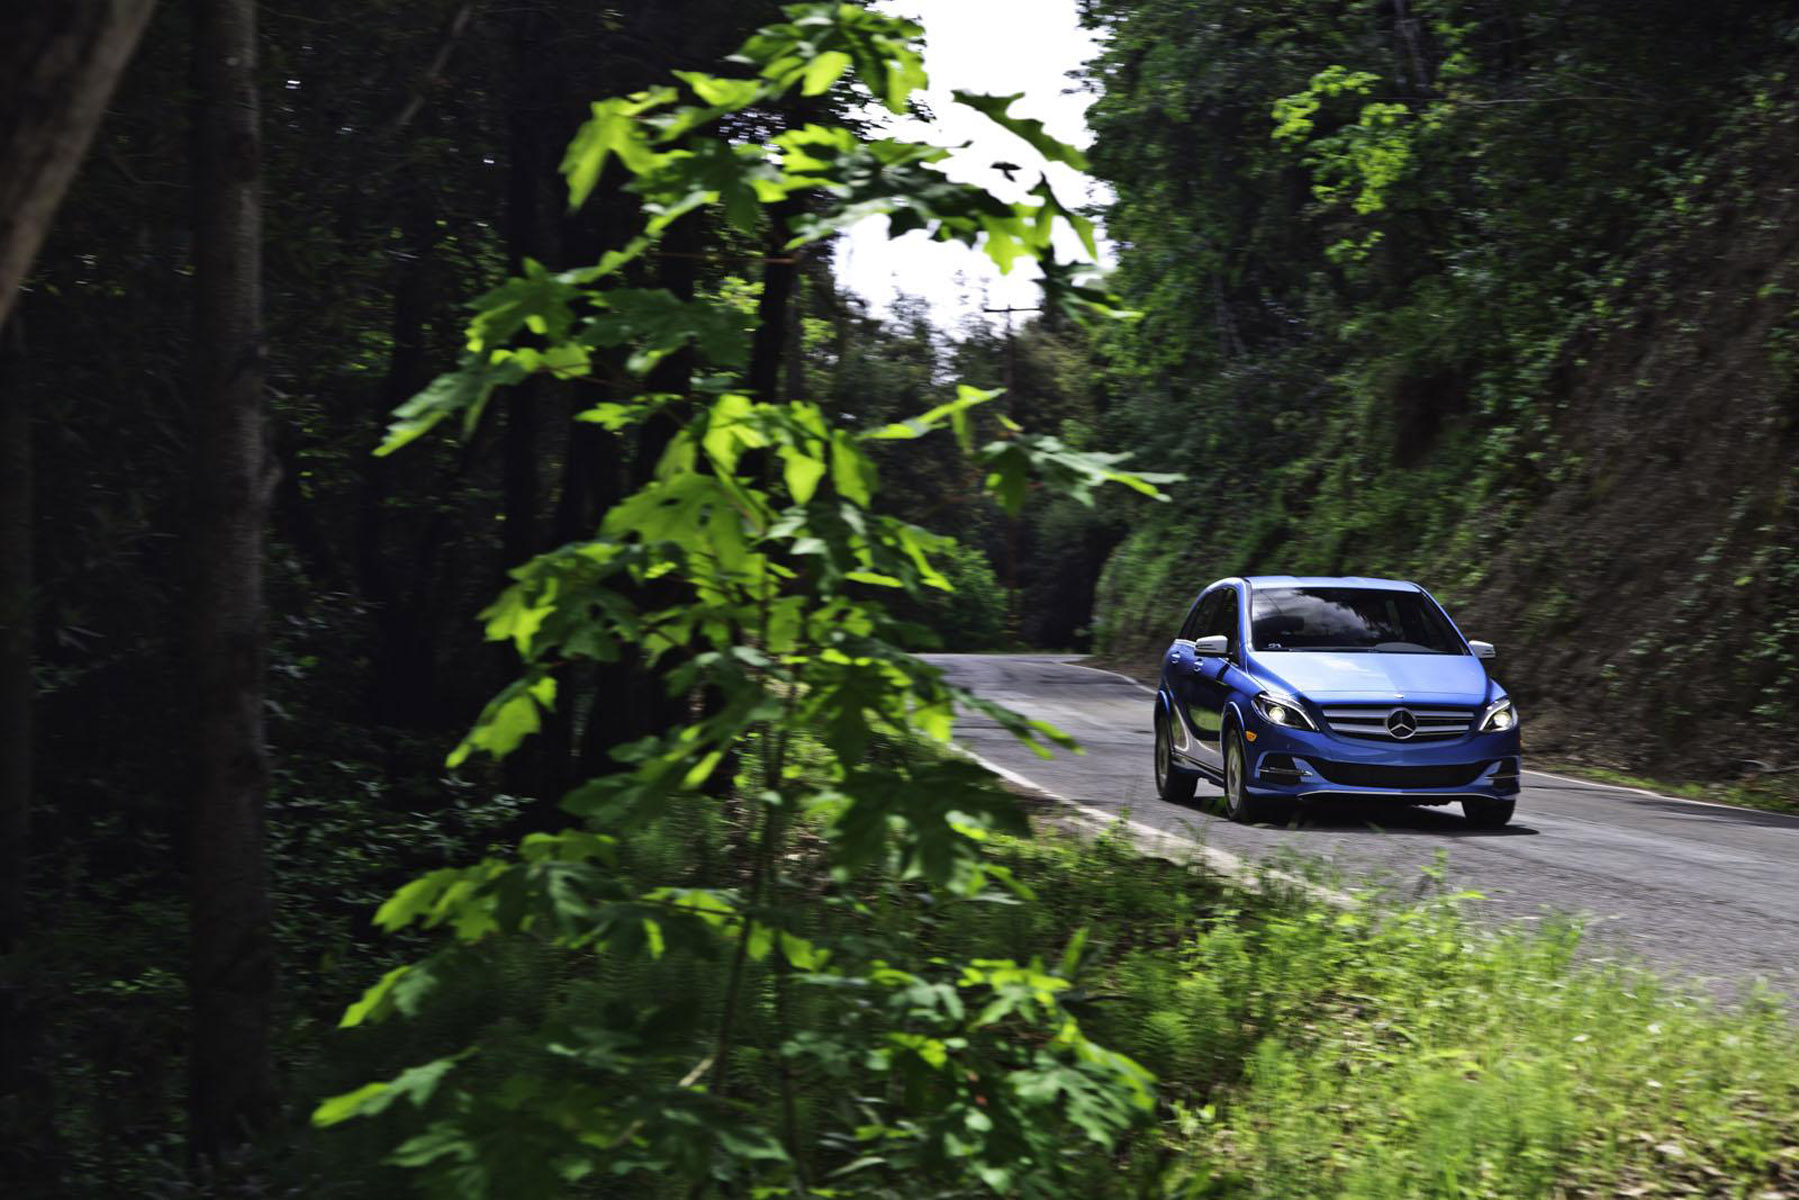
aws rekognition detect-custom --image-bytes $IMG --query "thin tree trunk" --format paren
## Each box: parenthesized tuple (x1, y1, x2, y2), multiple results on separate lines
(0, 0, 157, 329)
(783, 269, 807, 402)
(499, 2, 551, 797)
(0, 316, 29, 993)
(186, 0, 276, 1163)
(362, 189, 441, 727)
(573, 216, 700, 787)
(501, 3, 547, 575)
(746, 202, 804, 402)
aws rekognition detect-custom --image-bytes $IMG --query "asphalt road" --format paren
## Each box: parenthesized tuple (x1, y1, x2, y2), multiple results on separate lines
(923, 653, 1799, 993)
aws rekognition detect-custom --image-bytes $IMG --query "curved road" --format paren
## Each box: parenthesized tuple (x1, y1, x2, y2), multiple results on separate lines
(925, 653, 1799, 992)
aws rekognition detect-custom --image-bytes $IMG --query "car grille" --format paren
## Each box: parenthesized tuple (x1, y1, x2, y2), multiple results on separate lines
(1321, 705, 1474, 740)
(1309, 760, 1492, 789)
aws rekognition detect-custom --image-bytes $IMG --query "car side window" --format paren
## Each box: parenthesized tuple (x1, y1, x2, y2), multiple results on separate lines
(1184, 591, 1220, 641)
(1178, 593, 1211, 641)
(1209, 586, 1241, 657)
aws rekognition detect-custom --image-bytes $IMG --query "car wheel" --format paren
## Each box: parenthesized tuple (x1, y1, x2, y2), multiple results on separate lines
(1155, 712, 1197, 804)
(1461, 797, 1515, 829)
(1221, 727, 1279, 824)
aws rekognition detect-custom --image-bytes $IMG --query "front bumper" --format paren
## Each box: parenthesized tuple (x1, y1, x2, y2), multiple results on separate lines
(1237, 707, 1522, 804)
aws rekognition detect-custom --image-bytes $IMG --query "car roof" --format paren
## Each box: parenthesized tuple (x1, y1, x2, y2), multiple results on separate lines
(1238, 575, 1421, 592)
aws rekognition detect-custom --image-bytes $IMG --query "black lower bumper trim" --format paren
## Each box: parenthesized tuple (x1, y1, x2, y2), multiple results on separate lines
(1308, 760, 1492, 789)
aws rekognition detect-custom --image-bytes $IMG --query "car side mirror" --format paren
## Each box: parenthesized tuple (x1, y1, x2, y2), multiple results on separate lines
(1468, 640, 1496, 660)
(1193, 634, 1229, 658)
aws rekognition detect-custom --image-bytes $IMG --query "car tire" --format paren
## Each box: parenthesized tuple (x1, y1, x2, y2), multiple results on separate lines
(1461, 797, 1515, 828)
(1155, 711, 1198, 804)
(1221, 726, 1281, 825)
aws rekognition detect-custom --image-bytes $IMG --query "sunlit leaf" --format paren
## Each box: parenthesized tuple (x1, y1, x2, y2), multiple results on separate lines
(953, 91, 1091, 171)
(446, 673, 557, 768)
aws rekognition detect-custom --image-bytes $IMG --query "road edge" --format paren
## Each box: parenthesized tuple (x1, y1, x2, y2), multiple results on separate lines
(950, 742, 1360, 908)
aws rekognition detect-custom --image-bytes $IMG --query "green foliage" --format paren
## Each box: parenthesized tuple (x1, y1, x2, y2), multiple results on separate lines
(951, 91, 1093, 173)
(319, 6, 1173, 1195)
(1082, 0, 1799, 757)
(890, 541, 1008, 652)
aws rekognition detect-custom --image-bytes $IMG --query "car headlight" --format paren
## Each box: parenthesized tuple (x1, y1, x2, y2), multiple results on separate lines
(1253, 692, 1318, 732)
(1478, 700, 1518, 732)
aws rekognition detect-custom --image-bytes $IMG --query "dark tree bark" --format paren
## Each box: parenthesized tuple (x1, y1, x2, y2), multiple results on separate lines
(0, 0, 156, 329)
(501, 3, 550, 575)
(572, 214, 703, 786)
(0, 314, 57, 1191)
(784, 274, 807, 403)
(0, 317, 29, 993)
(746, 202, 805, 402)
(1, 8, 152, 1182)
(498, 3, 554, 798)
(185, 0, 276, 1163)
(361, 188, 443, 727)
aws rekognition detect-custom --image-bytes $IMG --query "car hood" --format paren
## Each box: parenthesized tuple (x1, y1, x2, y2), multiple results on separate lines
(1250, 651, 1493, 705)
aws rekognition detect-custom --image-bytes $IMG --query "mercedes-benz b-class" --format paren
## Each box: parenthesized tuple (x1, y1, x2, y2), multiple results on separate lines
(1154, 576, 1521, 826)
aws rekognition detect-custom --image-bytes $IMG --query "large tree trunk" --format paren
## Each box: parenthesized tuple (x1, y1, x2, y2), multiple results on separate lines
(0, 313, 60, 1192)
(1, 7, 152, 1179)
(185, 0, 276, 1164)
(0, 0, 156, 329)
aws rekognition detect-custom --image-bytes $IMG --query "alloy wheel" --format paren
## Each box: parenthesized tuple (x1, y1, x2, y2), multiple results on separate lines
(1224, 737, 1244, 816)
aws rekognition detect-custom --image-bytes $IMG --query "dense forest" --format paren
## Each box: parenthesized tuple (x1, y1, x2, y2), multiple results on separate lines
(1079, 0, 1799, 781)
(4, 1, 1799, 1197)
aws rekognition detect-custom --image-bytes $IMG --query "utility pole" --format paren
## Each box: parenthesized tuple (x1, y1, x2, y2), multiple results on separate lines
(983, 304, 1039, 645)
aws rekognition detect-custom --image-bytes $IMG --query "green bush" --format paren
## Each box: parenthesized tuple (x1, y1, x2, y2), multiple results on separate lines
(892, 540, 1009, 651)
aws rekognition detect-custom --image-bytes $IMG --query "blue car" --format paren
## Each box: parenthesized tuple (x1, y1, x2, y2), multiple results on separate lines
(1154, 576, 1521, 827)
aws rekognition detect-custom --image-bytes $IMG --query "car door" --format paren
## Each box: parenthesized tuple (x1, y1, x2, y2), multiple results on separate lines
(1184, 584, 1241, 769)
(1168, 589, 1225, 770)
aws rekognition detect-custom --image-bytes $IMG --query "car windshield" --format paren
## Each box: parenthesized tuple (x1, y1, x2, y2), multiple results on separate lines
(1250, 587, 1465, 654)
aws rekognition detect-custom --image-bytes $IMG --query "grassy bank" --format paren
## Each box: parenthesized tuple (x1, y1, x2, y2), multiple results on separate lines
(1537, 761, 1799, 818)
(990, 825, 1799, 1197)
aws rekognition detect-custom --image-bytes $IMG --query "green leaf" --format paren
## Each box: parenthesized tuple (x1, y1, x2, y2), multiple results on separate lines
(780, 445, 827, 504)
(561, 87, 679, 209)
(830, 432, 877, 506)
(580, 288, 750, 373)
(864, 385, 1000, 450)
(312, 1057, 460, 1128)
(1029, 179, 1098, 259)
(447, 674, 557, 768)
(977, 433, 1182, 516)
(953, 91, 1091, 171)
(802, 50, 853, 96)
(673, 70, 767, 110)
(376, 354, 528, 457)
(340, 964, 423, 1028)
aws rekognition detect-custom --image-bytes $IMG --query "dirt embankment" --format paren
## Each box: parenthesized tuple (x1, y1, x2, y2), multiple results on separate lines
(1452, 163, 1799, 779)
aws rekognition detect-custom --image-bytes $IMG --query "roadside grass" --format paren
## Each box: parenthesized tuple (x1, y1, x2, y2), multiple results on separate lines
(976, 826, 1799, 1198)
(300, 721, 1799, 1197)
(904, 729, 1799, 1196)
(1539, 759, 1799, 818)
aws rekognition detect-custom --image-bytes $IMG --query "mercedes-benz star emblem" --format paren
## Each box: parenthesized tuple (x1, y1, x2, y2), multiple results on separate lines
(1386, 708, 1418, 740)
